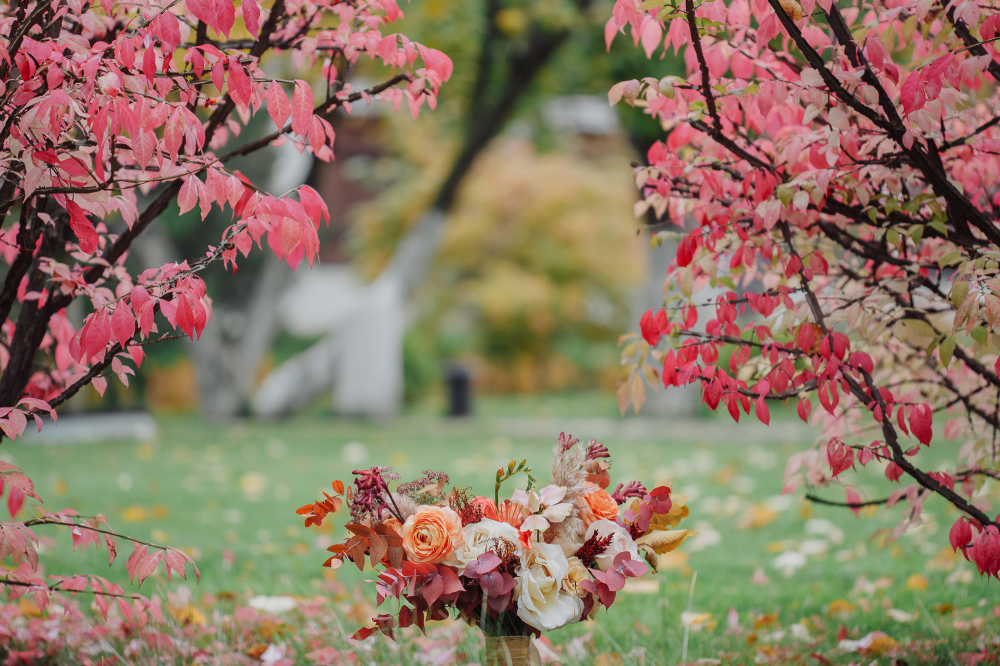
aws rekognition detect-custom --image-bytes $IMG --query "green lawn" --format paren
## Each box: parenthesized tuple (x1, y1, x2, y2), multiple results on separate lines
(2, 393, 997, 664)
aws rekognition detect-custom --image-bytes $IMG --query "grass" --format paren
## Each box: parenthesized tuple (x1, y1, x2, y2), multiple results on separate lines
(2, 391, 998, 664)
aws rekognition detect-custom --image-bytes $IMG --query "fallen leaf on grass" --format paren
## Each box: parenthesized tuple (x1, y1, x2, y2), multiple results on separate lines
(839, 631, 897, 655)
(907, 573, 929, 590)
(887, 608, 915, 622)
(736, 504, 779, 529)
(681, 612, 715, 631)
(827, 599, 855, 616)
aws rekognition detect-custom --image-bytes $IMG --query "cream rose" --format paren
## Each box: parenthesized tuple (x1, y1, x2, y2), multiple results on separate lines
(446, 519, 524, 568)
(561, 556, 591, 598)
(584, 519, 639, 571)
(400, 505, 465, 563)
(515, 543, 584, 631)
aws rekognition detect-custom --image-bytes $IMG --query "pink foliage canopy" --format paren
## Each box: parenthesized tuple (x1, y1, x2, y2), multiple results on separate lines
(0, 0, 450, 605)
(608, 0, 1000, 577)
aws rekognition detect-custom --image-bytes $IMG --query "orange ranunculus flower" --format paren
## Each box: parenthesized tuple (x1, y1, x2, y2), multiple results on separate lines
(578, 486, 619, 527)
(400, 505, 465, 563)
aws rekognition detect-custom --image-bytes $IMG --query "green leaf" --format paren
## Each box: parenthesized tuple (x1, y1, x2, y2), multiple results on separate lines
(910, 225, 924, 244)
(971, 326, 988, 345)
(902, 319, 936, 338)
(929, 220, 948, 236)
(926, 335, 940, 357)
(938, 249, 963, 267)
(777, 184, 794, 206)
(939, 336, 956, 367)
(951, 280, 969, 308)
(886, 228, 900, 247)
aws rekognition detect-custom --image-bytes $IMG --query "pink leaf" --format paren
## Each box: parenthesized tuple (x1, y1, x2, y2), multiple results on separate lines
(243, 0, 260, 37)
(291, 80, 314, 137)
(1, 469, 40, 501)
(111, 304, 135, 348)
(267, 82, 290, 130)
(136, 551, 161, 585)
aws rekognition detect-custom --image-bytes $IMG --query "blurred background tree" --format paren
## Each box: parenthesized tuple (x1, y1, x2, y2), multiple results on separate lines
(95, 0, 685, 416)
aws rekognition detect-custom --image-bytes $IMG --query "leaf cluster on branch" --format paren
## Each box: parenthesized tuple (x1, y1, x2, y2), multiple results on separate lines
(608, 0, 1000, 577)
(0, 0, 450, 604)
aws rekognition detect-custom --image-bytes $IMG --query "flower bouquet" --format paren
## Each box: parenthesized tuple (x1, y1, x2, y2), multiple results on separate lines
(296, 433, 695, 665)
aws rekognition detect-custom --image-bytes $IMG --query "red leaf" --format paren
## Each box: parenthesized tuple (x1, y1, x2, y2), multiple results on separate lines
(949, 519, 972, 552)
(243, 0, 260, 37)
(639, 309, 660, 346)
(421, 572, 445, 605)
(187, 0, 216, 27)
(796, 323, 816, 352)
(66, 201, 98, 254)
(267, 82, 290, 130)
(7, 487, 25, 518)
(797, 397, 812, 422)
(351, 627, 375, 641)
(111, 304, 135, 348)
(909, 403, 933, 445)
(755, 397, 770, 425)
(214, 0, 236, 38)
(298, 185, 329, 228)
(227, 57, 251, 110)
(291, 80, 314, 137)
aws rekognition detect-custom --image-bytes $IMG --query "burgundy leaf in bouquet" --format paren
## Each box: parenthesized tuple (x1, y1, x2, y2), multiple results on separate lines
(464, 551, 517, 612)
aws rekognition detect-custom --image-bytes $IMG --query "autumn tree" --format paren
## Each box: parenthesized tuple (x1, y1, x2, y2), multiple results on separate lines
(0, 0, 450, 608)
(610, 0, 1000, 576)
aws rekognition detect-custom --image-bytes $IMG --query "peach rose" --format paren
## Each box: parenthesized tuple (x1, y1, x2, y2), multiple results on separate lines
(577, 486, 619, 527)
(400, 505, 465, 563)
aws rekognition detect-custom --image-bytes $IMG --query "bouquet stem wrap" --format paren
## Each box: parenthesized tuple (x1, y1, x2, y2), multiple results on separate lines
(484, 636, 541, 666)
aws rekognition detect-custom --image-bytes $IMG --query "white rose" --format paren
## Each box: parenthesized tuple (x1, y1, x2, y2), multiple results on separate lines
(584, 519, 640, 571)
(515, 542, 584, 631)
(446, 519, 523, 568)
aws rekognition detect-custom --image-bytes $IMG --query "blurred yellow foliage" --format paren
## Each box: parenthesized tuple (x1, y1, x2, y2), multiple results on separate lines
(146, 360, 198, 412)
(352, 135, 645, 393)
(907, 573, 929, 590)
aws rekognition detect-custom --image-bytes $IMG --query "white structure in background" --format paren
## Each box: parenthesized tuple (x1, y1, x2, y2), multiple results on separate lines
(254, 95, 705, 419)
(253, 208, 446, 418)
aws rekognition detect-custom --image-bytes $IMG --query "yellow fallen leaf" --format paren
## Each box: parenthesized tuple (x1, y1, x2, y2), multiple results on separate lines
(636, 529, 697, 554)
(926, 547, 959, 572)
(737, 504, 778, 530)
(865, 635, 898, 655)
(121, 506, 147, 522)
(593, 653, 623, 666)
(828, 599, 855, 615)
(171, 604, 207, 625)
(907, 573, 929, 591)
(681, 612, 715, 631)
